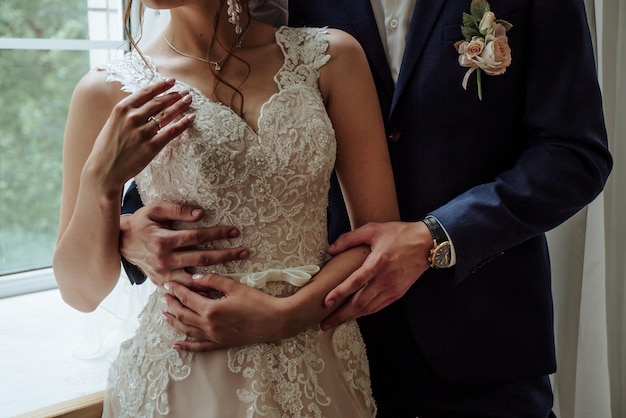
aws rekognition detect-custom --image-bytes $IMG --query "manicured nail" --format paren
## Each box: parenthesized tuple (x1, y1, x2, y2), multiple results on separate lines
(240, 250, 250, 259)
(182, 94, 192, 103)
(165, 77, 175, 83)
(160, 312, 168, 321)
(230, 228, 240, 238)
(191, 209, 202, 217)
(178, 89, 189, 96)
(321, 323, 331, 331)
(187, 114, 196, 122)
(160, 296, 168, 304)
(192, 273, 204, 280)
(163, 283, 170, 291)
(326, 299, 335, 308)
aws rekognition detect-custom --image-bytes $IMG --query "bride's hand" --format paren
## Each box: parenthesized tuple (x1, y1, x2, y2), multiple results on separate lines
(161, 275, 291, 351)
(84, 79, 195, 195)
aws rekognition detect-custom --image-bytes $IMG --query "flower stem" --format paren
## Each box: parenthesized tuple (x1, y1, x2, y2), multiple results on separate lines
(477, 68, 483, 101)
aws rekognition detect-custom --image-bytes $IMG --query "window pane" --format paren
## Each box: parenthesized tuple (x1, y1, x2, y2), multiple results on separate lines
(0, 0, 125, 276)
(0, 49, 89, 275)
(0, 0, 123, 41)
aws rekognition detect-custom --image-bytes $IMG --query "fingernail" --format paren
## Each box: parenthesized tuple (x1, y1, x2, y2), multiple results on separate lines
(240, 250, 250, 259)
(165, 77, 175, 83)
(178, 89, 189, 96)
(182, 94, 192, 103)
(191, 209, 202, 217)
(160, 312, 168, 321)
(326, 299, 335, 308)
(230, 228, 240, 237)
(187, 114, 196, 122)
(163, 283, 170, 291)
(160, 296, 168, 304)
(192, 273, 204, 280)
(321, 323, 331, 331)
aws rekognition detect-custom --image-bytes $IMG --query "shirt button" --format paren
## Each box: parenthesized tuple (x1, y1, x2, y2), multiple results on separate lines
(387, 129, 402, 142)
(389, 18, 399, 29)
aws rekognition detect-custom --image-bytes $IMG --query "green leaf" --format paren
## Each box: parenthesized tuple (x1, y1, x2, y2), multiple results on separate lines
(462, 12, 478, 29)
(461, 26, 481, 41)
(470, 0, 491, 19)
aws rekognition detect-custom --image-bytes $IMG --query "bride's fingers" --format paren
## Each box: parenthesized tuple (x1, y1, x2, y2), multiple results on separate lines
(143, 89, 192, 131)
(124, 78, 177, 108)
(173, 339, 218, 352)
(162, 311, 206, 339)
(146, 113, 196, 151)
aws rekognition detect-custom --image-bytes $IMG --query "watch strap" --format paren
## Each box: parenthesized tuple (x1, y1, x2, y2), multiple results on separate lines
(423, 215, 448, 245)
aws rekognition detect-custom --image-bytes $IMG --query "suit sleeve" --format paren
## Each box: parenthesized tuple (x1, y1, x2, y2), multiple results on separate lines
(431, 0, 612, 283)
(120, 181, 148, 284)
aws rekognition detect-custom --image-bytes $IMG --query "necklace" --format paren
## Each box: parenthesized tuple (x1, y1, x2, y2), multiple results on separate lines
(162, 33, 245, 72)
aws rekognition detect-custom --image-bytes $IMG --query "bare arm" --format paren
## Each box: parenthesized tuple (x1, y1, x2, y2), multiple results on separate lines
(164, 29, 399, 350)
(53, 72, 193, 312)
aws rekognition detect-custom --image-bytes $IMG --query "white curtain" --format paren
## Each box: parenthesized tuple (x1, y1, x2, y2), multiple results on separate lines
(550, 0, 626, 416)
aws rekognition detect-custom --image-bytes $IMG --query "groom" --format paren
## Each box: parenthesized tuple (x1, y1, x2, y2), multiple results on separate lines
(119, 0, 612, 416)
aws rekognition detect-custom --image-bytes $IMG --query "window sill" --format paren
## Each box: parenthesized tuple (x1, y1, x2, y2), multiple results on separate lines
(0, 289, 110, 416)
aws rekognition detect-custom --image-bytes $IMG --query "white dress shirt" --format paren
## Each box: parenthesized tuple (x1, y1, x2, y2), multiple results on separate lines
(369, 0, 416, 83)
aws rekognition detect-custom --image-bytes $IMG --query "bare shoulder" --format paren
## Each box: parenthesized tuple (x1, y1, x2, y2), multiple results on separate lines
(324, 28, 366, 62)
(319, 28, 370, 100)
(70, 68, 126, 114)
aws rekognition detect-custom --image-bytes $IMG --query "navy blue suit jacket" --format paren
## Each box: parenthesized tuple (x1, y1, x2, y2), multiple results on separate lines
(122, 0, 611, 411)
(289, 0, 611, 393)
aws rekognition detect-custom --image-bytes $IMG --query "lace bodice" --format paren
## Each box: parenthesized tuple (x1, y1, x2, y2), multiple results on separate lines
(102, 27, 377, 418)
(104, 27, 335, 275)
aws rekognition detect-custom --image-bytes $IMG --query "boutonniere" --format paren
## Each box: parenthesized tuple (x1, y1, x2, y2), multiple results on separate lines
(454, 0, 513, 100)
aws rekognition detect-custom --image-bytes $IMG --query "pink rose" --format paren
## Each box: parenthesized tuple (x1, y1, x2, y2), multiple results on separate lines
(476, 35, 512, 75)
(465, 37, 485, 58)
(454, 38, 484, 68)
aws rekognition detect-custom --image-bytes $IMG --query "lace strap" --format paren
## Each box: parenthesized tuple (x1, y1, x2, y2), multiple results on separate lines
(274, 26, 331, 90)
(98, 53, 160, 94)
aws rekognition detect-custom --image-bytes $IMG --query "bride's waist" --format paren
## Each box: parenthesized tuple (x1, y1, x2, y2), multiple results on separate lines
(196, 264, 323, 293)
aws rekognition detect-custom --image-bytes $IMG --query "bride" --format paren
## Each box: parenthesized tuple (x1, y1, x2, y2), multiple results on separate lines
(53, 0, 398, 416)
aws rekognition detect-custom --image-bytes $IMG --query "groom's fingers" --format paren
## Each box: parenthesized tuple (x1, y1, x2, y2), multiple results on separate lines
(166, 225, 242, 249)
(145, 200, 205, 223)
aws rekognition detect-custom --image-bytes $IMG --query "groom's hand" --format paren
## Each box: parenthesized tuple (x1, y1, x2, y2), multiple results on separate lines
(119, 200, 249, 287)
(320, 221, 431, 330)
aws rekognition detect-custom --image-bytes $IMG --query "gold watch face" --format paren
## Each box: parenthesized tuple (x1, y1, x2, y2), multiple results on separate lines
(431, 241, 451, 268)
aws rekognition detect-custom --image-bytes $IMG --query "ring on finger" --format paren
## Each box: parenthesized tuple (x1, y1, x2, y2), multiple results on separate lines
(148, 115, 162, 130)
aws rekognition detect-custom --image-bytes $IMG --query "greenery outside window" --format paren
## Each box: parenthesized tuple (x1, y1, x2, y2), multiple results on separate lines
(0, 0, 127, 297)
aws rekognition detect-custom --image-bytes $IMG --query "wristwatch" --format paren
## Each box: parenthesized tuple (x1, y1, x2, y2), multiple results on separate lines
(422, 215, 452, 269)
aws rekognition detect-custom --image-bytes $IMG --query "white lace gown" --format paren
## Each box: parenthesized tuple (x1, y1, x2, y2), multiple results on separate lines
(100, 27, 377, 418)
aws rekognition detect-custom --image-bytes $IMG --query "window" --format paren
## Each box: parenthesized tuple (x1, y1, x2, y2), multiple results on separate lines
(0, 0, 126, 296)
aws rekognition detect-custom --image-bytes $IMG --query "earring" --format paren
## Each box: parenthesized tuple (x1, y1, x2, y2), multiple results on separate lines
(227, 0, 242, 34)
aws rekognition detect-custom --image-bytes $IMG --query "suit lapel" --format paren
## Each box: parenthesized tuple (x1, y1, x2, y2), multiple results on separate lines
(390, 0, 449, 116)
(342, 0, 394, 98)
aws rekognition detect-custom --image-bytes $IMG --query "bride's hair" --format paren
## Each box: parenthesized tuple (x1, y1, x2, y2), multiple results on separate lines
(123, 0, 256, 116)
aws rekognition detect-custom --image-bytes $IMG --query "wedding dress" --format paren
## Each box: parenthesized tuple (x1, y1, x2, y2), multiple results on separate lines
(100, 27, 377, 418)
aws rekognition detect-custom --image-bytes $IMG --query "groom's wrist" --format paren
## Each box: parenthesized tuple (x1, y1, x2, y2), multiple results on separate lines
(422, 215, 456, 269)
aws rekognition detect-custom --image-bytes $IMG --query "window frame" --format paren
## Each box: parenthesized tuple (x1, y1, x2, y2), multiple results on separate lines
(0, 1, 129, 297)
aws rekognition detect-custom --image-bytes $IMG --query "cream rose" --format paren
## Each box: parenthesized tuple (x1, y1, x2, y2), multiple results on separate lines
(479, 11, 496, 35)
